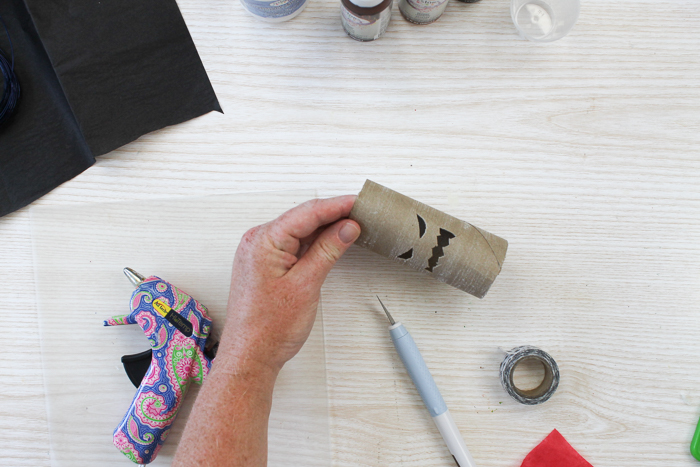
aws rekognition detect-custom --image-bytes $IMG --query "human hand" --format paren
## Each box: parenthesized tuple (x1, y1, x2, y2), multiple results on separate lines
(219, 195, 360, 374)
(174, 196, 359, 467)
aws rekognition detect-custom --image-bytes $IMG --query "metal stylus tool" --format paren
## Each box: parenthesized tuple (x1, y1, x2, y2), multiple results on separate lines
(378, 297, 477, 467)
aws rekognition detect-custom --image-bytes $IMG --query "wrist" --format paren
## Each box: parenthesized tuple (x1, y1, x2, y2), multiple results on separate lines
(213, 338, 282, 384)
(218, 314, 290, 375)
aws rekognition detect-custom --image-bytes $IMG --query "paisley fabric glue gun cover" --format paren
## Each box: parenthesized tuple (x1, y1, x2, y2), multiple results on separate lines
(104, 276, 214, 464)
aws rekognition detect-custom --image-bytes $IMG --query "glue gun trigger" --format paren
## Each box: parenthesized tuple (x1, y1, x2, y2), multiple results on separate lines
(121, 349, 153, 388)
(121, 340, 217, 388)
(204, 341, 219, 361)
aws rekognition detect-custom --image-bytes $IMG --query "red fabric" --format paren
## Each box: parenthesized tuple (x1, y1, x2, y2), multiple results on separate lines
(521, 430, 593, 467)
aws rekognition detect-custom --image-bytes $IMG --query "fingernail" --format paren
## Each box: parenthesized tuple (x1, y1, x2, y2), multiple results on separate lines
(338, 222, 360, 244)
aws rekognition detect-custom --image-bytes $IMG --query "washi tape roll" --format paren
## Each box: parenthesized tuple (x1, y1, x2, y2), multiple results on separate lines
(500, 346, 559, 405)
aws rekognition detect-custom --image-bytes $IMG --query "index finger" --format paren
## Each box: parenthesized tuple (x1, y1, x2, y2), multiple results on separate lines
(268, 195, 357, 252)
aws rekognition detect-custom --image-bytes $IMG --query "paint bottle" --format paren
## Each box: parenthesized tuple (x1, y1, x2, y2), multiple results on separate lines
(398, 0, 449, 24)
(240, 0, 309, 22)
(340, 0, 393, 42)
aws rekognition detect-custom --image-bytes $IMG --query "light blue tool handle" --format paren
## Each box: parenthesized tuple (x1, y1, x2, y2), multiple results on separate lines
(390, 323, 448, 417)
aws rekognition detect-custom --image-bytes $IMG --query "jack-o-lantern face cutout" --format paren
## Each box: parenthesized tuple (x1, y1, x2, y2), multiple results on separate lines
(397, 215, 456, 273)
(349, 180, 508, 298)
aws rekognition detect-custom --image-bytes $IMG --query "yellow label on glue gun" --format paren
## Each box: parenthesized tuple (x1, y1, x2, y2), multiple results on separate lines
(153, 299, 171, 317)
(152, 299, 193, 337)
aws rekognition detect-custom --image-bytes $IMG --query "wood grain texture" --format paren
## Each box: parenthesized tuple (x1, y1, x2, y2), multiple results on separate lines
(1, 0, 699, 465)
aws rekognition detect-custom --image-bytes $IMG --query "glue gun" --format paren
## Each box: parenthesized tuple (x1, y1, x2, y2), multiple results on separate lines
(104, 268, 217, 464)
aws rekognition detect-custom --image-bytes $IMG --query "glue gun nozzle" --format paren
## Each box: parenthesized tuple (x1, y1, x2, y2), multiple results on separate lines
(124, 267, 146, 288)
(376, 296, 395, 325)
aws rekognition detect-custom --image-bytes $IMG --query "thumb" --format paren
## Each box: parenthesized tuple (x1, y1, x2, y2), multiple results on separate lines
(292, 219, 360, 286)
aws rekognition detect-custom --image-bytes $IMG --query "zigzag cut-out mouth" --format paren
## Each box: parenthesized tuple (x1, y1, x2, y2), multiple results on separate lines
(425, 228, 455, 272)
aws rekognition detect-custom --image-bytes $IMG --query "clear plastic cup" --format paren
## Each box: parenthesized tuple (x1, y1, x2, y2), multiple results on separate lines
(511, 0, 579, 42)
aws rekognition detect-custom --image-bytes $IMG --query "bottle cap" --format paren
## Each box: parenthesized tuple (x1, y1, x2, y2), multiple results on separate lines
(346, 0, 385, 10)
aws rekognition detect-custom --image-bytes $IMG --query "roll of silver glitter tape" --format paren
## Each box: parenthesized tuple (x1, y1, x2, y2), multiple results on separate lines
(499, 346, 559, 405)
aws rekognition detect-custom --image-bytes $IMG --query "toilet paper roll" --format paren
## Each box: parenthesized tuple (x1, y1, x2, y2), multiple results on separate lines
(349, 180, 508, 298)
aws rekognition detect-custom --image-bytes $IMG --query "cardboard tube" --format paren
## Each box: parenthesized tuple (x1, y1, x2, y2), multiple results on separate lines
(349, 180, 508, 298)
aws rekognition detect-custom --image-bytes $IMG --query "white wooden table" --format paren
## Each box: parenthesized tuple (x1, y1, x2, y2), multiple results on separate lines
(2, 0, 700, 465)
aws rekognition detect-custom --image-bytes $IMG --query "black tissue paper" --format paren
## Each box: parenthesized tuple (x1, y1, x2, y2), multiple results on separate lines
(0, 0, 221, 217)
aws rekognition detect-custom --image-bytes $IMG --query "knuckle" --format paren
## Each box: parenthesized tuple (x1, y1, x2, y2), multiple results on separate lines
(316, 241, 340, 264)
(241, 227, 256, 242)
(299, 198, 322, 216)
(241, 226, 263, 246)
(304, 198, 321, 209)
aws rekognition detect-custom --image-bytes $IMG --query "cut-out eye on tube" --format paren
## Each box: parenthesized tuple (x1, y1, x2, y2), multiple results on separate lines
(417, 215, 426, 238)
(398, 248, 413, 259)
(397, 214, 426, 260)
